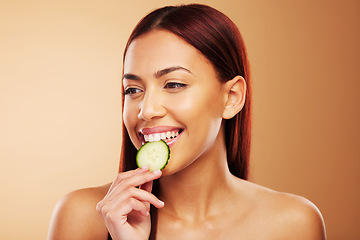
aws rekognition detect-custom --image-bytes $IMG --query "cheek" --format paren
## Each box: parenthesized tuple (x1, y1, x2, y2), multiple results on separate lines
(123, 102, 141, 148)
(169, 87, 224, 135)
(164, 91, 223, 172)
(175, 87, 223, 119)
(122, 103, 132, 129)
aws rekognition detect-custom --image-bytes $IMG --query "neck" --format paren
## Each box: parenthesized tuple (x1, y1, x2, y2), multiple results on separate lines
(157, 136, 237, 222)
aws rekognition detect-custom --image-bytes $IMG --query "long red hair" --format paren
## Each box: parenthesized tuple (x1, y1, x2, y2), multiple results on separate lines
(119, 4, 251, 179)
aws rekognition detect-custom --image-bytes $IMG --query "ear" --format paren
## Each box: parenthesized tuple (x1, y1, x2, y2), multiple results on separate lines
(222, 76, 246, 119)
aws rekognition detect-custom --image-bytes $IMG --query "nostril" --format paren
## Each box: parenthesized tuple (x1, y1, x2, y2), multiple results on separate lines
(137, 91, 167, 121)
(138, 106, 166, 121)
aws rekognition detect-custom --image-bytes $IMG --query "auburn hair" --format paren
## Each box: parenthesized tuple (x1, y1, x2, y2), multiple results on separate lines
(117, 4, 251, 239)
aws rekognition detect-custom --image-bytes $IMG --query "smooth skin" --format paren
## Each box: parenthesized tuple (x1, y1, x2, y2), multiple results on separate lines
(48, 30, 326, 240)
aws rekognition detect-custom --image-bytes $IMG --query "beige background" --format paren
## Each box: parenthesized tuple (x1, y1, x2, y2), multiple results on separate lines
(1, 0, 359, 239)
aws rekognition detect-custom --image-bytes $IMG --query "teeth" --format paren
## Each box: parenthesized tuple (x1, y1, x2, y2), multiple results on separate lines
(161, 132, 166, 139)
(154, 133, 161, 141)
(144, 130, 181, 142)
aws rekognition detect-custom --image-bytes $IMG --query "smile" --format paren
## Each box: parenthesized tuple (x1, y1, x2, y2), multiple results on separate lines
(139, 127, 183, 146)
(144, 130, 180, 142)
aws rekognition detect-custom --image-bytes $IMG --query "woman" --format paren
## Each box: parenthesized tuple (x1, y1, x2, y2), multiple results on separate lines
(48, 4, 326, 240)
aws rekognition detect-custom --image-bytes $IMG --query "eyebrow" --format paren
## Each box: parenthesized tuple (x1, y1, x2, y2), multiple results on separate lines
(123, 65, 193, 81)
(122, 73, 142, 81)
(154, 66, 193, 78)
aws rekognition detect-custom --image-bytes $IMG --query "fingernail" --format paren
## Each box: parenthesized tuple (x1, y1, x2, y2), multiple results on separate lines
(159, 200, 165, 206)
(153, 170, 161, 174)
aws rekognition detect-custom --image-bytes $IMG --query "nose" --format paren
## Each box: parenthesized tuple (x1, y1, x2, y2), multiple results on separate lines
(137, 90, 166, 121)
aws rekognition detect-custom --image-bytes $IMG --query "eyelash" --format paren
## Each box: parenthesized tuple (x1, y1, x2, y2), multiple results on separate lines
(164, 82, 187, 89)
(123, 82, 187, 96)
(123, 88, 142, 96)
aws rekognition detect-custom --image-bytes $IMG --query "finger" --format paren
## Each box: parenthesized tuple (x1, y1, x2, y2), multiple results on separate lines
(139, 181, 154, 211)
(115, 186, 164, 209)
(97, 185, 164, 217)
(132, 186, 164, 208)
(126, 198, 150, 217)
(106, 170, 162, 201)
(97, 195, 162, 225)
(140, 180, 153, 193)
(104, 198, 149, 223)
(120, 170, 162, 190)
(107, 166, 150, 194)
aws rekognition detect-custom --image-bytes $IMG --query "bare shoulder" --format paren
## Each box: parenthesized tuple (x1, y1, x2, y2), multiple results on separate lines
(237, 180, 326, 239)
(47, 183, 111, 240)
(270, 191, 326, 239)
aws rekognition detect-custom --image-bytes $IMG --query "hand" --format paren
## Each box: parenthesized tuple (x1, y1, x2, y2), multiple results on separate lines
(96, 166, 164, 240)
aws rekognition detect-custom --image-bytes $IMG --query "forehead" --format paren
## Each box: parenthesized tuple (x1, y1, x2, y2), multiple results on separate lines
(123, 30, 213, 76)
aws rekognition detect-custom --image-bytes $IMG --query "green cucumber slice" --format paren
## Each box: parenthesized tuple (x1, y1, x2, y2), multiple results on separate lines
(136, 140, 170, 171)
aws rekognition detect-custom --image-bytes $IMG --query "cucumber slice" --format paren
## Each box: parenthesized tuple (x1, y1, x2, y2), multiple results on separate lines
(136, 140, 170, 171)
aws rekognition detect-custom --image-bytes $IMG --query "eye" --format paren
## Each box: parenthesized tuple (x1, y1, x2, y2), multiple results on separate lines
(164, 82, 187, 89)
(124, 87, 142, 96)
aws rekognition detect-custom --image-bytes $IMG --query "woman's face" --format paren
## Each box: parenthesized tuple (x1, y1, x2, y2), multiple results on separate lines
(123, 30, 228, 175)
